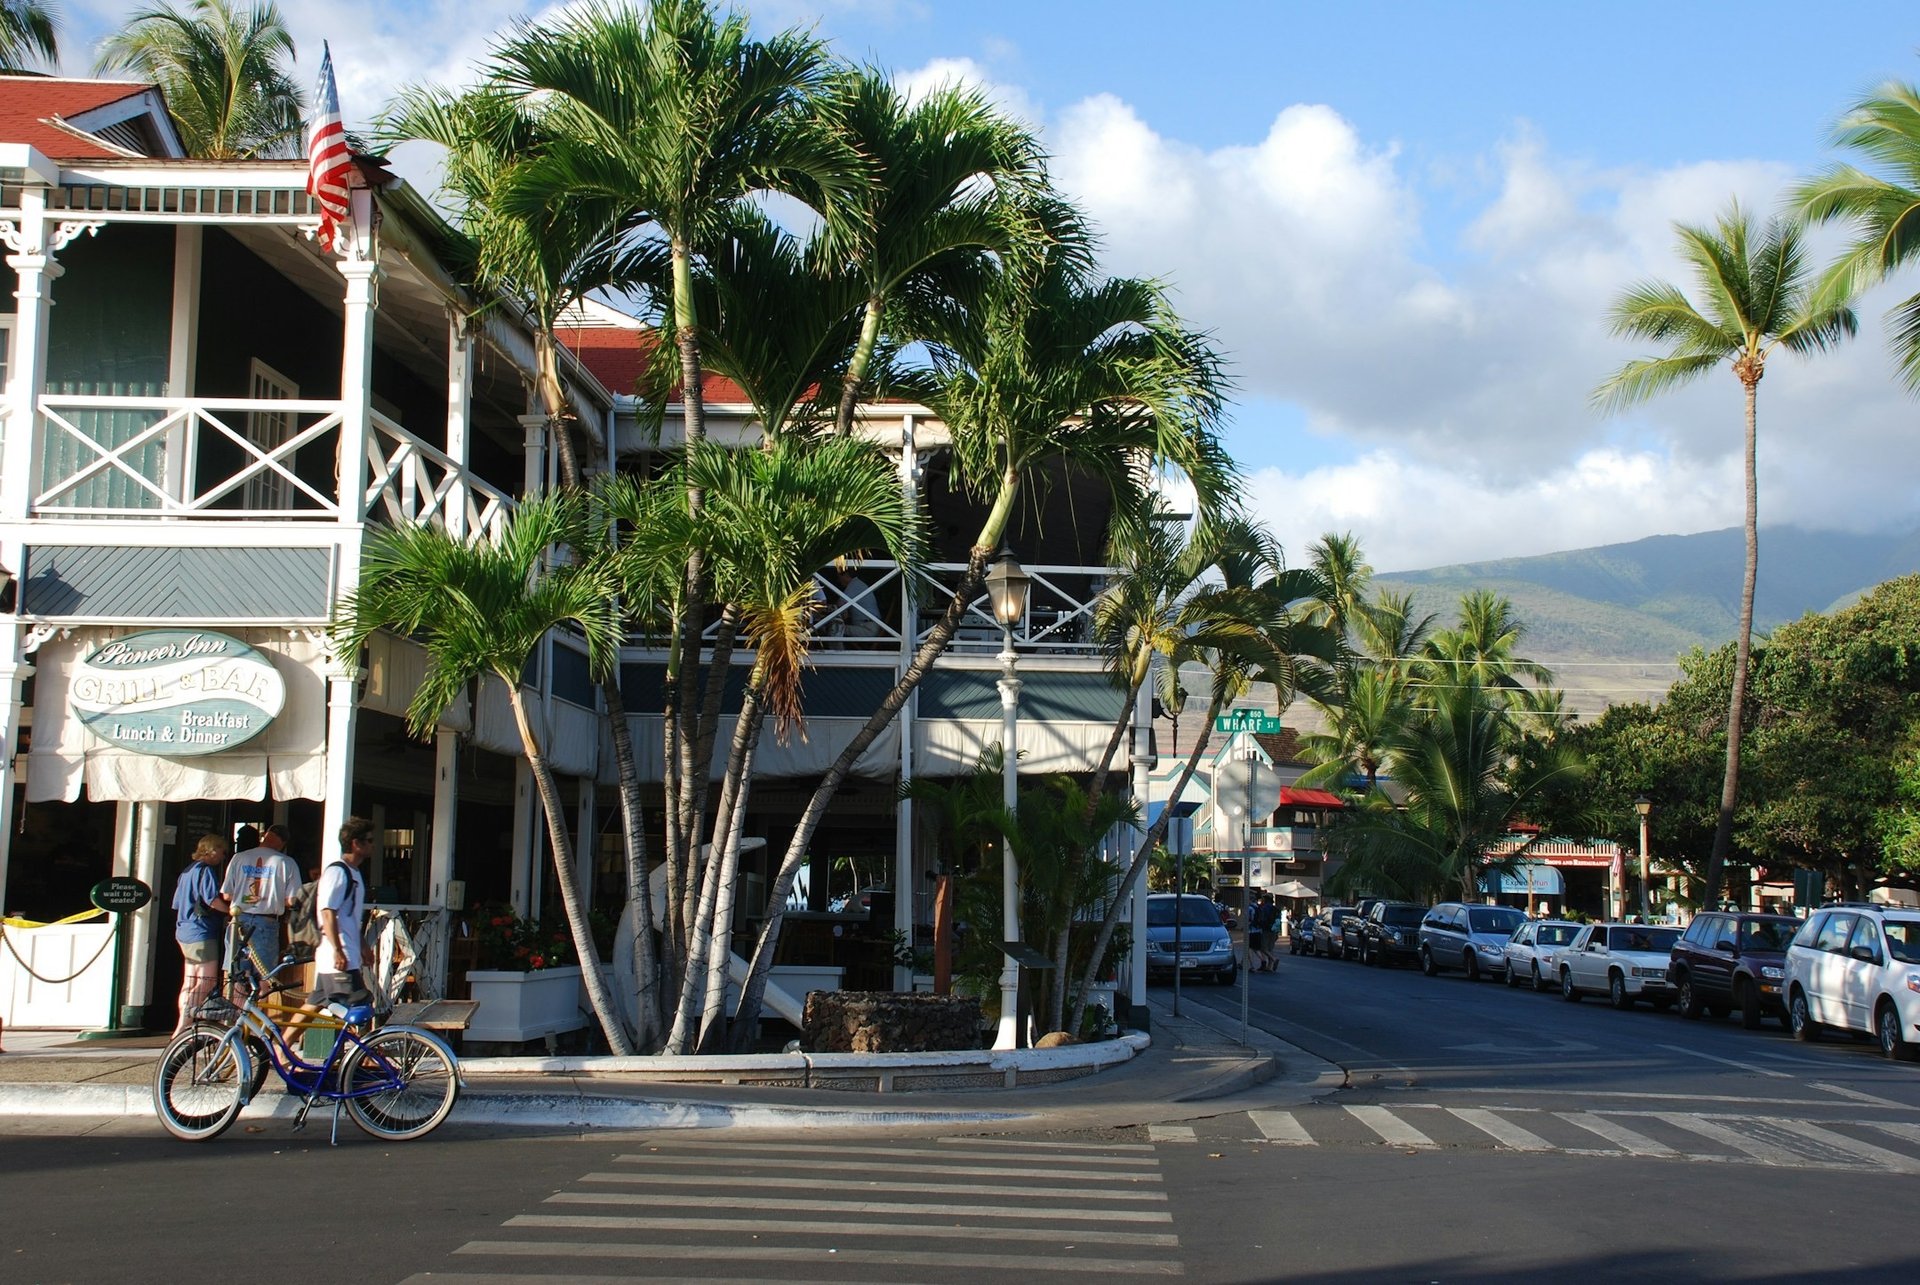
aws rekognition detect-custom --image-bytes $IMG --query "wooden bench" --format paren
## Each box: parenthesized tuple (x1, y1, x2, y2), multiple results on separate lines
(387, 999, 480, 1033)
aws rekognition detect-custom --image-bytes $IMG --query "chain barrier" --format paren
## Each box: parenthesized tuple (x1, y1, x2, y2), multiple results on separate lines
(0, 910, 118, 986)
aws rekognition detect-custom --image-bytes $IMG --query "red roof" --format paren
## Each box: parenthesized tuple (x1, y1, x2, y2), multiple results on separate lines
(557, 324, 750, 403)
(1278, 786, 1345, 809)
(0, 77, 150, 159)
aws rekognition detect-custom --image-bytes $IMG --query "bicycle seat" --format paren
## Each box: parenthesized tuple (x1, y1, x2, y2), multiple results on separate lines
(344, 1004, 375, 1026)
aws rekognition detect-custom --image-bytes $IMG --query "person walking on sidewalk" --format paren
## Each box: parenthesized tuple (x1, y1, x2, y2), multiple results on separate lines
(221, 823, 298, 987)
(1250, 892, 1279, 972)
(171, 834, 231, 1034)
(281, 818, 375, 1048)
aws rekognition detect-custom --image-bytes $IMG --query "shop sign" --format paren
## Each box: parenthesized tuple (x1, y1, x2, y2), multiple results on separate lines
(90, 876, 152, 914)
(70, 630, 286, 757)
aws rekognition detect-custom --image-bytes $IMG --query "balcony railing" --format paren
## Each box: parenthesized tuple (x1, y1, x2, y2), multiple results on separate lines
(27, 394, 511, 541)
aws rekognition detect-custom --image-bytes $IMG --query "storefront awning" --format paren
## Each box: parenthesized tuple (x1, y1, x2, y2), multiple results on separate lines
(1482, 864, 1565, 896)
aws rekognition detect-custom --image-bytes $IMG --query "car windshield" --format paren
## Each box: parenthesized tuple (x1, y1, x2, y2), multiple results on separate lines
(1609, 927, 1681, 953)
(1886, 920, 1920, 964)
(1739, 921, 1796, 951)
(1383, 906, 1425, 926)
(1468, 907, 1526, 935)
(1538, 923, 1579, 946)
(1329, 908, 1357, 924)
(1148, 897, 1223, 928)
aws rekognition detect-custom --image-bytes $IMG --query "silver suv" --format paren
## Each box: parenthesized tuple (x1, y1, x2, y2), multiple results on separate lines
(1418, 902, 1527, 981)
(1783, 904, 1920, 1060)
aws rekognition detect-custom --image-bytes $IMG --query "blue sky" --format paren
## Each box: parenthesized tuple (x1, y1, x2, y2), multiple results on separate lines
(59, 0, 1920, 569)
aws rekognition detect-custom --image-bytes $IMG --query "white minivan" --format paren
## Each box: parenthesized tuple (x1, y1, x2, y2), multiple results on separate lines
(1782, 904, 1920, 1060)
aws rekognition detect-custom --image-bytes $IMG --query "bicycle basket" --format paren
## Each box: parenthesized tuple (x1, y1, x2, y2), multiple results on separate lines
(194, 995, 240, 1024)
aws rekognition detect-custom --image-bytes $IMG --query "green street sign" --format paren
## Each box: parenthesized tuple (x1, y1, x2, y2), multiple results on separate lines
(1214, 708, 1282, 735)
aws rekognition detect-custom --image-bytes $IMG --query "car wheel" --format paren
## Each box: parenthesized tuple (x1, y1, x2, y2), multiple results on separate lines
(1609, 973, 1634, 1010)
(1561, 968, 1580, 1002)
(1677, 974, 1703, 1020)
(1216, 966, 1237, 988)
(1877, 1001, 1917, 1061)
(1532, 963, 1547, 993)
(1737, 980, 1764, 1030)
(1504, 960, 1520, 988)
(1420, 946, 1437, 977)
(1789, 989, 1821, 1042)
(1463, 952, 1480, 983)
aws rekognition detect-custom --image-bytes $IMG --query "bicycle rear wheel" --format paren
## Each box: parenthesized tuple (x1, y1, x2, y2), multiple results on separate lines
(342, 1029, 459, 1141)
(153, 1028, 246, 1141)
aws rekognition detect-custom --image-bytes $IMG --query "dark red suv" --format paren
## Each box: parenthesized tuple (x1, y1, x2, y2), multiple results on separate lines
(1667, 910, 1800, 1030)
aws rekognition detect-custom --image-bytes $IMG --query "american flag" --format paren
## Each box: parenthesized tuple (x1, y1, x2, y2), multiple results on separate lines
(307, 42, 352, 251)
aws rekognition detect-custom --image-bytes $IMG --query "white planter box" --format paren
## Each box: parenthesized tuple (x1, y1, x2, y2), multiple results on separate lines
(466, 966, 590, 1043)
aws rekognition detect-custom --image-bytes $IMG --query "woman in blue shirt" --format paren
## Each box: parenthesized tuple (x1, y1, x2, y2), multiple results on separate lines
(170, 834, 231, 1034)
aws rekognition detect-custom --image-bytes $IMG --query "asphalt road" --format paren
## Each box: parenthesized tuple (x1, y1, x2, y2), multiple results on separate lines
(5, 947, 1920, 1284)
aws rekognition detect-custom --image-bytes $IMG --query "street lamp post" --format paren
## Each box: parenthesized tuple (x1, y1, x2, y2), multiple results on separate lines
(1634, 794, 1654, 922)
(986, 549, 1030, 1050)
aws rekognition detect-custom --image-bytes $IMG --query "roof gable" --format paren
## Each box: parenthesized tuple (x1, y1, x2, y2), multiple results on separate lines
(0, 76, 184, 160)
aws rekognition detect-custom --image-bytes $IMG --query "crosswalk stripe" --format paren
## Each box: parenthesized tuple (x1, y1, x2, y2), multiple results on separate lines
(1448, 1107, 1554, 1152)
(505, 1214, 1182, 1246)
(616, 1143, 1151, 1167)
(1345, 1104, 1437, 1148)
(610, 1154, 1161, 1181)
(405, 1275, 918, 1285)
(1149, 1124, 1197, 1143)
(1248, 1110, 1315, 1145)
(1554, 1112, 1678, 1157)
(575, 1171, 1168, 1201)
(1812, 1082, 1913, 1111)
(941, 1136, 1157, 1152)
(455, 1240, 1185, 1276)
(546, 1191, 1174, 1223)
(1769, 1119, 1920, 1173)
(1653, 1113, 1809, 1166)
(1863, 1119, 1920, 1148)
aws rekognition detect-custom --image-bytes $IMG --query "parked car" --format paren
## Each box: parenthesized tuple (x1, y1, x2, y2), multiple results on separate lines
(1357, 902, 1427, 967)
(1782, 904, 1920, 1059)
(1143, 893, 1238, 986)
(1559, 922, 1684, 1009)
(1290, 914, 1319, 955)
(1315, 906, 1362, 959)
(1418, 903, 1527, 980)
(1503, 919, 1582, 992)
(1668, 910, 1799, 1029)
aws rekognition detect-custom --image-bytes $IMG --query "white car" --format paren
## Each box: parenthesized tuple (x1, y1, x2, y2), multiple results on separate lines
(1504, 919, 1582, 992)
(1559, 922, 1683, 1009)
(1782, 905, 1920, 1060)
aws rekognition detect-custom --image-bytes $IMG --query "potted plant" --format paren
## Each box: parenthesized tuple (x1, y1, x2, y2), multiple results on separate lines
(464, 908, 590, 1044)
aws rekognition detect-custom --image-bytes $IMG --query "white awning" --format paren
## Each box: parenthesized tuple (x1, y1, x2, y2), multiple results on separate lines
(1269, 878, 1320, 899)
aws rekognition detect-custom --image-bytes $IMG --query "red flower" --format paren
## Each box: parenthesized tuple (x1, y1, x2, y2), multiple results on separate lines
(529, 954, 545, 969)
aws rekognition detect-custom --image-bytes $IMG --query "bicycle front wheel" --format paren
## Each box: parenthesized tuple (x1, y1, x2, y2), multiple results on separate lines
(153, 1028, 246, 1141)
(341, 1029, 459, 1141)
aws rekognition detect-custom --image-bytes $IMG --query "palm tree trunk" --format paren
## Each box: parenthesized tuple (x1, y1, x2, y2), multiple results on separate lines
(1704, 376, 1761, 906)
(696, 689, 769, 1052)
(505, 682, 635, 1054)
(1066, 695, 1225, 1036)
(533, 329, 580, 490)
(731, 470, 1024, 1046)
(833, 296, 885, 436)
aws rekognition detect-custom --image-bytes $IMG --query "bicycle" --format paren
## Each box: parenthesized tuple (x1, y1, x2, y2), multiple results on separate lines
(152, 951, 462, 1145)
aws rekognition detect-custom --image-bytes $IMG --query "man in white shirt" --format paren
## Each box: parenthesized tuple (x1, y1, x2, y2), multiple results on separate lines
(222, 823, 298, 985)
(284, 818, 375, 1046)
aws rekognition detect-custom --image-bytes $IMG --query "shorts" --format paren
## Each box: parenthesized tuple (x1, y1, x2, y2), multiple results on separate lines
(180, 938, 220, 964)
(306, 970, 371, 1008)
(1248, 931, 1266, 951)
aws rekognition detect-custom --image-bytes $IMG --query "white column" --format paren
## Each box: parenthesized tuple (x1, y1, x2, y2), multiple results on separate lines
(893, 413, 917, 990)
(1127, 661, 1155, 1018)
(0, 635, 32, 908)
(335, 257, 381, 527)
(3, 192, 60, 520)
(429, 728, 458, 907)
(320, 660, 363, 861)
(520, 412, 546, 499)
(164, 225, 202, 501)
(511, 759, 534, 915)
(445, 311, 472, 539)
(994, 631, 1022, 1050)
(109, 801, 163, 1020)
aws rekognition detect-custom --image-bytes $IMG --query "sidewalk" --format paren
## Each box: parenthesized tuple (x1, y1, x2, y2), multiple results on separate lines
(0, 993, 1345, 1133)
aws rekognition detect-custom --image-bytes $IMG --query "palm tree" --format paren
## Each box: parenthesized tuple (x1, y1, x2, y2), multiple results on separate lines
(1325, 674, 1584, 904)
(1593, 202, 1856, 905)
(732, 198, 1235, 1043)
(0, 0, 58, 70)
(95, 0, 303, 160)
(336, 495, 636, 1052)
(1792, 79, 1920, 391)
(1296, 665, 1409, 794)
(817, 66, 1043, 435)
(1419, 589, 1552, 697)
